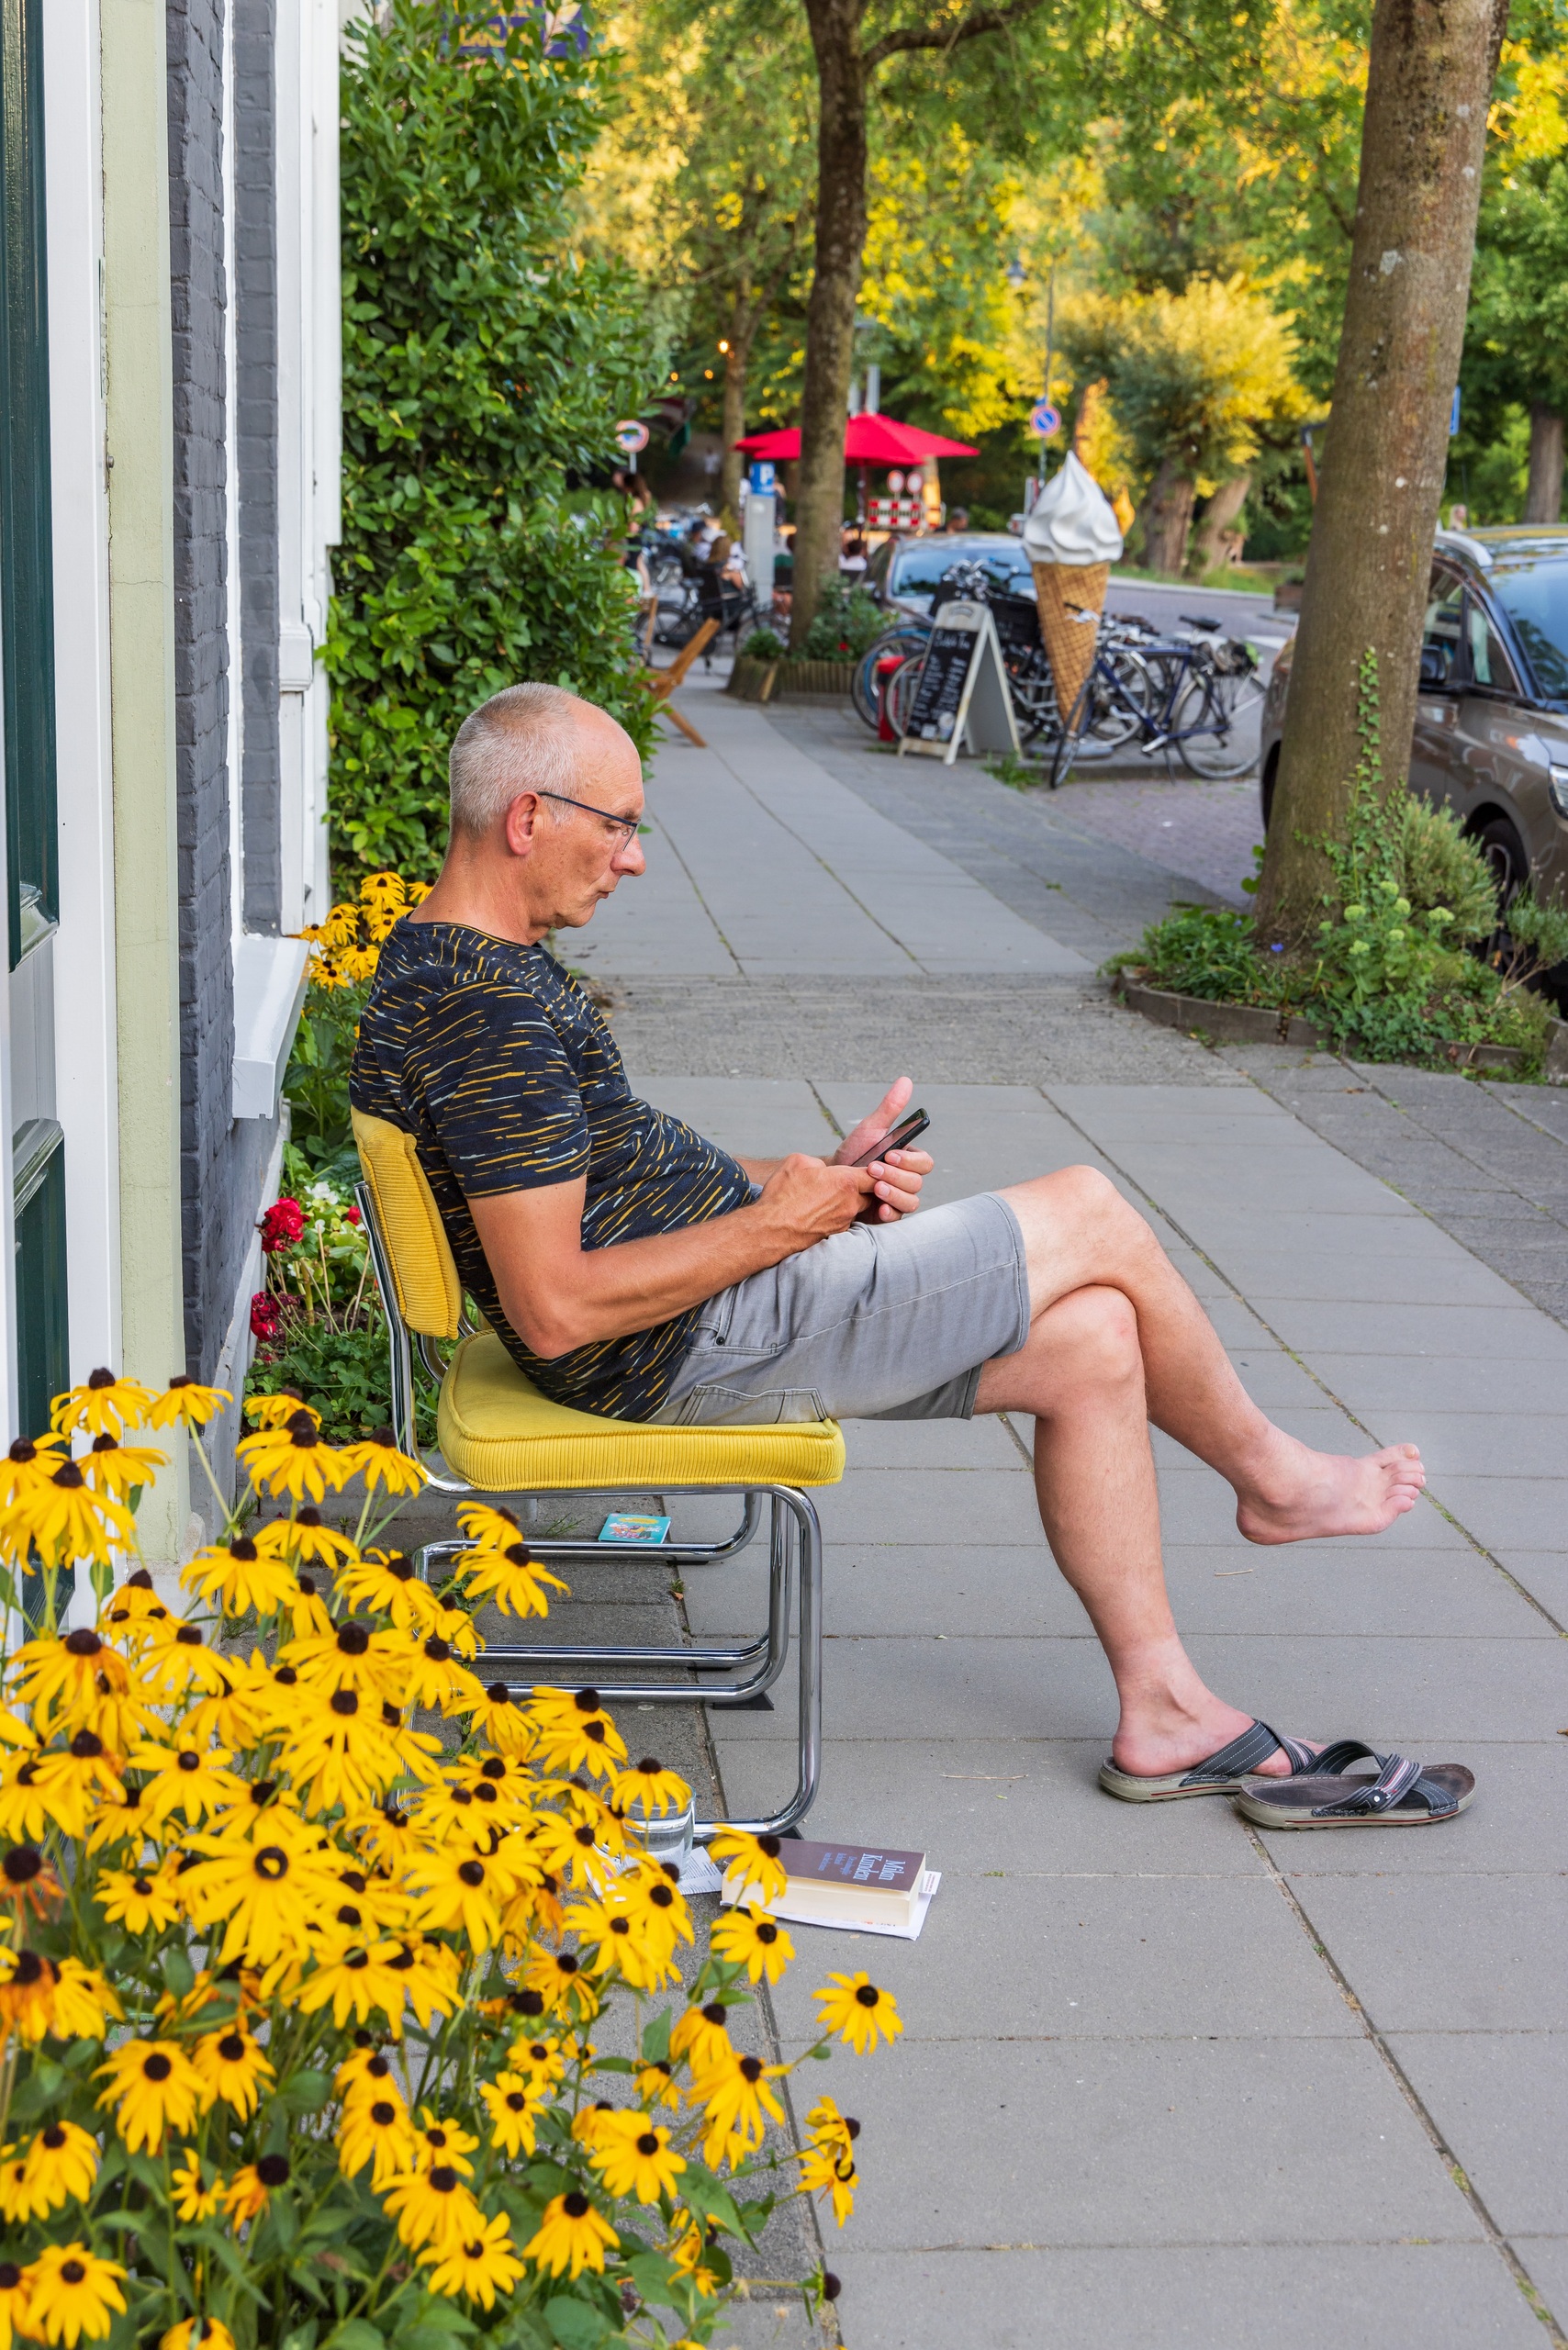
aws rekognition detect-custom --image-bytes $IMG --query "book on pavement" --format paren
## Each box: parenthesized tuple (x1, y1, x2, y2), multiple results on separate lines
(720, 1839, 940, 1941)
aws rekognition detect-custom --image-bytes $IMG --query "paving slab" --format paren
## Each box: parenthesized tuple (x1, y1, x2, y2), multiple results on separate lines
(1289, 1872, 1568, 2031)
(825, 2244, 1544, 2350)
(1384, 2031, 1568, 2237)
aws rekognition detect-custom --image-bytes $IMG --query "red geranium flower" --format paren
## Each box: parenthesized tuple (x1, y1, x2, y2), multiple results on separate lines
(259, 1198, 306, 1254)
(250, 1292, 282, 1341)
(344, 1204, 362, 1226)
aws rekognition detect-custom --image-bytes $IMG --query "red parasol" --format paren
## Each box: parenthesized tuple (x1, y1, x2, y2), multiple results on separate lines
(734, 415, 977, 463)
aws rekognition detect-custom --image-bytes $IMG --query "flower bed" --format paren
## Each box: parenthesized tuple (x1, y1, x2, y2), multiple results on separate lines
(0, 1374, 893, 2345)
(725, 658, 857, 704)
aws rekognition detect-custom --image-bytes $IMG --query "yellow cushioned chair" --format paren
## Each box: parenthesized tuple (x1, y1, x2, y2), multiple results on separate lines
(353, 1110, 843, 1839)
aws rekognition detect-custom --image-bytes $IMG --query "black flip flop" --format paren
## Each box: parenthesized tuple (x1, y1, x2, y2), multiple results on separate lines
(1234, 1739, 1474, 1829)
(1099, 1718, 1321, 1802)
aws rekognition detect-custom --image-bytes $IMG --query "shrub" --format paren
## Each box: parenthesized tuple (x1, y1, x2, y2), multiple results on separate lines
(799, 584, 885, 662)
(0, 1376, 895, 2345)
(1398, 797, 1499, 943)
(330, 4, 662, 880)
(737, 626, 786, 661)
(245, 1161, 396, 1446)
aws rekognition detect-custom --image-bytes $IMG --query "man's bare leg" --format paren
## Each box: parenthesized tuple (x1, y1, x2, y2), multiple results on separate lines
(994, 1168, 1424, 1539)
(970, 1168, 1426, 1778)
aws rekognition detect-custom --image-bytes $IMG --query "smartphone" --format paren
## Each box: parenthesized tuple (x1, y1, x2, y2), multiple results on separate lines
(850, 1107, 930, 1169)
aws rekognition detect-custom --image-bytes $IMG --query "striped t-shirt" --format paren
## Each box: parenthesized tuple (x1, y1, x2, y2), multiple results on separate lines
(349, 919, 754, 1419)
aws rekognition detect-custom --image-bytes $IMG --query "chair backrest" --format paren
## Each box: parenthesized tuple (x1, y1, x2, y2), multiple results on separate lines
(352, 1108, 463, 1340)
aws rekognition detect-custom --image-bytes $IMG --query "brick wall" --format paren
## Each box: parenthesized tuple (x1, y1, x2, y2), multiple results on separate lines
(167, 0, 274, 1382)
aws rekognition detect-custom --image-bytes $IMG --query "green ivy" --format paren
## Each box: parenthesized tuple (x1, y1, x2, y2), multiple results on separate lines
(330, 3, 663, 878)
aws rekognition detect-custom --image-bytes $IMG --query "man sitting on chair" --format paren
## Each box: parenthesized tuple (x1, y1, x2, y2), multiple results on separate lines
(350, 683, 1429, 1805)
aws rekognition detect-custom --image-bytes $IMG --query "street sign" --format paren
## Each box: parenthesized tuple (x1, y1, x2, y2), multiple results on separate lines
(1029, 400, 1061, 438)
(615, 419, 650, 455)
(1450, 386, 1462, 438)
(748, 460, 777, 495)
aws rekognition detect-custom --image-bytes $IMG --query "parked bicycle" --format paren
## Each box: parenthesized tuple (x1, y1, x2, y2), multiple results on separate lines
(1049, 620, 1262, 786)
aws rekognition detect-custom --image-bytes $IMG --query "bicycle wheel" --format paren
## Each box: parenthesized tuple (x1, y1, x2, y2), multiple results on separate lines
(853, 628, 929, 731)
(1048, 658, 1147, 785)
(1172, 667, 1265, 778)
(883, 655, 924, 742)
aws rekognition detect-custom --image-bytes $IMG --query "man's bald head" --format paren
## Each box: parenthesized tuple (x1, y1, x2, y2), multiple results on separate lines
(448, 683, 633, 839)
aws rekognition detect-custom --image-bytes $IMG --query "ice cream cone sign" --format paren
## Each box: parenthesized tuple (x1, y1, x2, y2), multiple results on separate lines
(1023, 452, 1124, 721)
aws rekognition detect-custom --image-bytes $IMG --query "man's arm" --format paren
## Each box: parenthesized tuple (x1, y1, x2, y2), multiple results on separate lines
(734, 1079, 933, 1222)
(468, 1155, 875, 1360)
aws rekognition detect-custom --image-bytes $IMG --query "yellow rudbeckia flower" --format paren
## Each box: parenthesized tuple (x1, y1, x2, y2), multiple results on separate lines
(50, 1368, 157, 1441)
(146, 1374, 231, 1431)
(418, 2211, 525, 2310)
(521, 2188, 619, 2280)
(20, 2243, 126, 2347)
(588, 2111, 686, 2204)
(95, 2038, 204, 2154)
(711, 1900, 794, 1986)
(813, 1969, 904, 2054)
(237, 1411, 350, 1503)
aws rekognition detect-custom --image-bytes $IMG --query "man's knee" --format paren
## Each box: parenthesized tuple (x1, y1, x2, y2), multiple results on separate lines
(1041, 1282, 1143, 1388)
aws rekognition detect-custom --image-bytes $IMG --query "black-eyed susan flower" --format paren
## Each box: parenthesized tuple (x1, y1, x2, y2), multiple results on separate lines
(135, 1614, 233, 1700)
(396, 1630, 486, 1715)
(478, 2071, 543, 2157)
(146, 1374, 230, 1432)
(566, 1893, 678, 1993)
(688, 2048, 789, 2161)
(0, 2259, 31, 2350)
(237, 1410, 350, 1504)
(382, 2163, 485, 2255)
(160, 2318, 237, 2350)
(525, 1807, 615, 1892)
(799, 2136, 858, 2226)
(635, 2056, 680, 2111)
(712, 1901, 794, 1986)
(19, 2242, 126, 2346)
(178, 1814, 340, 1965)
(280, 1688, 402, 1814)
(181, 1535, 296, 1617)
(170, 2156, 223, 2222)
(334, 1550, 439, 1631)
(521, 2188, 619, 2280)
(223, 2153, 288, 2227)
(0, 1752, 75, 1845)
(521, 1944, 599, 2022)
(508, 2033, 566, 2091)
(0, 1842, 62, 1930)
(454, 1681, 535, 1756)
(348, 1797, 421, 1872)
(6, 2121, 98, 2220)
(527, 1686, 627, 1778)
(252, 1507, 358, 1572)
(35, 1729, 125, 1820)
(709, 1826, 789, 1907)
(412, 2108, 478, 2178)
(405, 1841, 524, 1952)
(280, 1617, 407, 1697)
(337, 2090, 417, 2190)
(418, 2210, 525, 2309)
(451, 1528, 567, 1620)
(382, 1939, 462, 2033)
(814, 1970, 903, 2055)
(297, 1932, 413, 2033)
(611, 1754, 691, 1820)
(191, 2023, 274, 2118)
(78, 1431, 166, 1500)
(0, 1433, 68, 1506)
(130, 1740, 245, 1830)
(95, 1863, 183, 1936)
(669, 1997, 735, 2073)
(51, 1367, 157, 1441)
(335, 1429, 427, 1496)
(95, 2037, 204, 2153)
(589, 2111, 686, 2204)
(13, 1459, 135, 1569)
(12, 1629, 131, 1737)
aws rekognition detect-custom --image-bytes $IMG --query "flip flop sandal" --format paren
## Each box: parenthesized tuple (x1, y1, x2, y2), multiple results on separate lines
(1233, 1739, 1474, 1829)
(1098, 1718, 1321, 1803)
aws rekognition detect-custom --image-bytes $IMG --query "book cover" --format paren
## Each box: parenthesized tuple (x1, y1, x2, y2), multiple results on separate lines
(598, 1513, 671, 1544)
(720, 1840, 940, 1941)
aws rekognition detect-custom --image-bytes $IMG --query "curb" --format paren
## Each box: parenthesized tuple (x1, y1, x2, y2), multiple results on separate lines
(1117, 979, 1324, 1049)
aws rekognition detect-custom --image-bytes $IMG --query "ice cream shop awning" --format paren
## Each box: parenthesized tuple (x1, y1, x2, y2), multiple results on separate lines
(734, 416, 977, 464)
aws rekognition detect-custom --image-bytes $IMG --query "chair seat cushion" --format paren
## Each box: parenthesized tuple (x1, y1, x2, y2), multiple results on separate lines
(437, 1333, 846, 1491)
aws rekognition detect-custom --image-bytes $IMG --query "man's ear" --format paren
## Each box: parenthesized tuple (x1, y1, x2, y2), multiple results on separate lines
(502, 794, 543, 859)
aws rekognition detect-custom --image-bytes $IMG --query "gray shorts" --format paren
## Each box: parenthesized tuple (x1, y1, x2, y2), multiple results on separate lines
(651, 1192, 1030, 1427)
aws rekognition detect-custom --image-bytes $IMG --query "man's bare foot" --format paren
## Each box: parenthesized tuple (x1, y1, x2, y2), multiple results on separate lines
(1110, 1691, 1318, 1780)
(1234, 1436, 1425, 1546)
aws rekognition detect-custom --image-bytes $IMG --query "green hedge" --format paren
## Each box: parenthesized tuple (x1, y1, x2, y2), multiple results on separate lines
(329, 4, 661, 878)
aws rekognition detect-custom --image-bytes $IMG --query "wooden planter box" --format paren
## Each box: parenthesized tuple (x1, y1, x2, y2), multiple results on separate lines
(727, 656, 858, 703)
(1117, 979, 1325, 1049)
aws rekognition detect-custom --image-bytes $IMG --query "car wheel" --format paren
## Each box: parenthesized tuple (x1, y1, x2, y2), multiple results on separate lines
(1260, 746, 1279, 834)
(1471, 812, 1529, 914)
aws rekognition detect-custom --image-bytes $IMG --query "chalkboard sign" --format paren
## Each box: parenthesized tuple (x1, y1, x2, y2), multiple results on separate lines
(898, 601, 1020, 764)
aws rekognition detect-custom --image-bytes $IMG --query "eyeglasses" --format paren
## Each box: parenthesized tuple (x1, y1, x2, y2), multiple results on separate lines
(535, 789, 642, 850)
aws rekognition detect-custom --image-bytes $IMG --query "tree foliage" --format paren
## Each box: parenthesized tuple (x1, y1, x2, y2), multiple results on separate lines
(330, 3, 660, 881)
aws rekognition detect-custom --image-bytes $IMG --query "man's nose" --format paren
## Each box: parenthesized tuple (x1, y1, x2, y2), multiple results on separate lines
(614, 833, 646, 877)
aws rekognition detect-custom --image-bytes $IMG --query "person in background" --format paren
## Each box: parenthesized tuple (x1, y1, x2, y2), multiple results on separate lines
(945, 506, 970, 532)
(839, 532, 869, 575)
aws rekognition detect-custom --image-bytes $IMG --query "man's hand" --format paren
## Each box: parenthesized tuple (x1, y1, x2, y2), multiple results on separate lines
(833, 1077, 934, 1225)
(754, 1155, 875, 1251)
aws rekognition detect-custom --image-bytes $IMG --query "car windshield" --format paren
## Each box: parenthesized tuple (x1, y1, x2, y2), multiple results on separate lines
(1489, 558, 1568, 699)
(890, 539, 1028, 597)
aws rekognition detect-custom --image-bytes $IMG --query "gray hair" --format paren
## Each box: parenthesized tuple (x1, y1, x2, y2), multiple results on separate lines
(447, 682, 587, 836)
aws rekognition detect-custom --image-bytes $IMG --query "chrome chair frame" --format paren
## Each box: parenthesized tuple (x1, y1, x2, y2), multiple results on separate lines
(357, 1181, 823, 1839)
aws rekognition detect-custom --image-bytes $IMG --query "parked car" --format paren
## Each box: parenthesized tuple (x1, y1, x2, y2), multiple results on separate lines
(1260, 527, 1568, 906)
(867, 531, 1036, 618)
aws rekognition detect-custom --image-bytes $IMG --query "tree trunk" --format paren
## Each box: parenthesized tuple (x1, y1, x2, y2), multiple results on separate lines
(1255, 0, 1508, 944)
(791, 0, 868, 650)
(1140, 459, 1196, 578)
(1188, 471, 1253, 575)
(719, 307, 756, 525)
(1524, 404, 1563, 523)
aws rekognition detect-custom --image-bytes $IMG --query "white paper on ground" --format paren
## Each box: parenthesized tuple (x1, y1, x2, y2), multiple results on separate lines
(765, 1869, 942, 1942)
(677, 1848, 724, 1896)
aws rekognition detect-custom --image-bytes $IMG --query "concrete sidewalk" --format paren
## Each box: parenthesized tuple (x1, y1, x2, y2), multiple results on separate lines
(526, 698, 1568, 2346)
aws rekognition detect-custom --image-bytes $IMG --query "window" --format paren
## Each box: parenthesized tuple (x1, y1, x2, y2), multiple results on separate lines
(0, 0, 59, 968)
(1420, 569, 1464, 687)
(1489, 557, 1568, 700)
(1465, 598, 1518, 693)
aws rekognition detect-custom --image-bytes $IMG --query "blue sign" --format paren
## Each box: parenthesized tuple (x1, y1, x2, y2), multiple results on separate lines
(748, 460, 777, 496)
(1029, 400, 1062, 438)
(1450, 386, 1462, 437)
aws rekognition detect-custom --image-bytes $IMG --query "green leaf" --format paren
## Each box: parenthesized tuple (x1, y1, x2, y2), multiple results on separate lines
(162, 1947, 196, 1998)
(624, 2251, 684, 2308)
(284, 2068, 331, 2112)
(543, 2298, 611, 2350)
(323, 2324, 386, 2350)
(281, 2327, 320, 2350)
(588, 2055, 633, 2076)
(639, 2009, 672, 2065)
(679, 2165, 752, 2242)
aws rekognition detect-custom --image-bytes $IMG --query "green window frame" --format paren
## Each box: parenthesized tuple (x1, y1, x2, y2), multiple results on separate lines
(0, 0, 57, 970)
